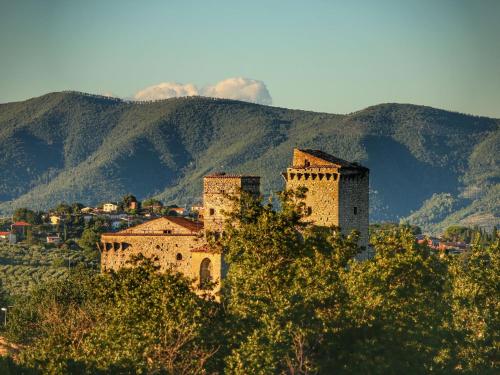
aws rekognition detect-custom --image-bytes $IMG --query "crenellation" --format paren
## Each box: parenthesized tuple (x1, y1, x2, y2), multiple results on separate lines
(100, 148, 370, 297)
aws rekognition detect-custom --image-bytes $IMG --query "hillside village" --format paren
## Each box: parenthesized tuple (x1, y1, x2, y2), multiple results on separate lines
(1, 149, 495, 256)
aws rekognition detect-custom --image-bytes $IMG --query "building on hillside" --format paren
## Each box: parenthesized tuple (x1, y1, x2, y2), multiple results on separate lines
(99, 148, 369, 295)
(282, 149, 370, 252)
(49, 215, 62, 225)
(103, 203, 119, 213)
(11, 221, 32, 240)
(0, 232, 10, 241)
(46, 235, 62, 245)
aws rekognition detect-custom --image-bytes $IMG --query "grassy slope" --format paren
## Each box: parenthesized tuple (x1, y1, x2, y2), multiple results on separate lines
(0, 92, 498, 232)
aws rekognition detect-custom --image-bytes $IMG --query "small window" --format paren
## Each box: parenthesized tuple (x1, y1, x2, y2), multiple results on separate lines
(209, 208, 215, 215)
(176, 253, 183, 261)
(200, 258, 212, 288)
(353, 207, 358, 215)
(307, 207, 312, 216)
(304, 159, 310, 167)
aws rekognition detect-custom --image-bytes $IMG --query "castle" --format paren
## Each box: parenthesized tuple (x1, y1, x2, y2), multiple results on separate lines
(99, 149, 369, 294)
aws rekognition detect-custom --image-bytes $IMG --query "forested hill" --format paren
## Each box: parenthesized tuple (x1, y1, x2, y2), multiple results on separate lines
(0, 91, 498, 233)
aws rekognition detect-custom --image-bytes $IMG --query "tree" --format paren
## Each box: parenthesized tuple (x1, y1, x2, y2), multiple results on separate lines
(12, 208, 42, 225)
(221, 189, 361, 374)
(449, 239, 500, 372)
(339, 227, 453, 374)
(7, 259, 223, 374)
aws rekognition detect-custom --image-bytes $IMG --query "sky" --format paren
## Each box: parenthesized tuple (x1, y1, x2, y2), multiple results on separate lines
(1, 0, 499, 117)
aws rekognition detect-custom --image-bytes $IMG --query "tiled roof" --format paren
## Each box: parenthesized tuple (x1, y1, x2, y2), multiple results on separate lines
(0, 232, 10, 236)
(204, 173, 260, 179)
(298, 149, 368, 170)
(12, 221, 32, 226)
(165, 216, 204, 232)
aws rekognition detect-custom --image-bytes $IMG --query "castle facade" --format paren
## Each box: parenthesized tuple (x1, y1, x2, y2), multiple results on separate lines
(99, 149, 369, 294)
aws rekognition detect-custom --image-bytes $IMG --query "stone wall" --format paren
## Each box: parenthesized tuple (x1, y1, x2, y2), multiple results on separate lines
(284, 167, 340, 226)
(203, 175, 260, 233)
(338, 171, 370, 250)
(100, 233, 203, 275)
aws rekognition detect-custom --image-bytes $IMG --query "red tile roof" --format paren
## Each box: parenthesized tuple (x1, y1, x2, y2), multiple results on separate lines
(12, 221, 31, 226)
(165, 216, 203, 232)
(0, 232, 10, 236)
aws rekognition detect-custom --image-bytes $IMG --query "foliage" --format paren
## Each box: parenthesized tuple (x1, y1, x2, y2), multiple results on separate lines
(449, 240, 499, 373)
(0, 189, 497, 373)
(12, 208, 42, 225)
(6, 258, 223, 374)
(221, 190, 359, 373)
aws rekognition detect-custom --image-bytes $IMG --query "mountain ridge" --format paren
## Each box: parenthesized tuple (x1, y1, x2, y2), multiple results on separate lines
(0, 91, 498, 233)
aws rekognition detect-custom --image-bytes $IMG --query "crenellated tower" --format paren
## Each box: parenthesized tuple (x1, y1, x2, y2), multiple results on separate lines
(282, 148, 370, 251)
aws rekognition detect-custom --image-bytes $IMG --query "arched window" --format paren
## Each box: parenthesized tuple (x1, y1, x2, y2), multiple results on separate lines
(176, 253, 183, 261)
(200, 258, 212, 287)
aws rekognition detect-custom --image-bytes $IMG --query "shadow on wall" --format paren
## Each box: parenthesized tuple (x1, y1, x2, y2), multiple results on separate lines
(362, 136, 459, 221)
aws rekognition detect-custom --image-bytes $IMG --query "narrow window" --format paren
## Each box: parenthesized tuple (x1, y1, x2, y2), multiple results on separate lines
(176, 253, 183, 261)
(200, 258, 212, 287)
(209, 208, 215, 216)
(304, 159, 310, 167)
(307, 206, 312, 216)
(354, 207, 358, 215)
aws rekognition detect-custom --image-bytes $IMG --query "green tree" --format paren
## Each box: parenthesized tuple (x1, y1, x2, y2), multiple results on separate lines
(12, 208, 42, 225)
(339, 228, 453, 374)
(221, 189, 361, 374)
(449, 239, 500, 373)
(7, 259, 223, 374)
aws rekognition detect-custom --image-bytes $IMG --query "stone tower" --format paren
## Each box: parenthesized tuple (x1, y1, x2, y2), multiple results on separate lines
(282, 149, 370, 250)
(203, 173, 261, 233)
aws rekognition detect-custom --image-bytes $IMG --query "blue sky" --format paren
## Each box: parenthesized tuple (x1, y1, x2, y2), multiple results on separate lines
(1, 0, 499, 117)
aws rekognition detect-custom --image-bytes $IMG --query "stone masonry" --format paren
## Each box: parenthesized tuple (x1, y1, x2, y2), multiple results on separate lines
(282, 149, 370, 250)
(99, 148, 370, 294)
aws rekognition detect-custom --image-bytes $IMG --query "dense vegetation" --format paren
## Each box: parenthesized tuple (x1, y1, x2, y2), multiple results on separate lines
(0, 91, 498, 233)
(0, 192, 498, 374)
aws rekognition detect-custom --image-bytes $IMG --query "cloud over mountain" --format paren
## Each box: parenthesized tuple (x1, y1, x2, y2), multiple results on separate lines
(133, 77, 272, 105)
(134, 82, 199, 101)
(202, 78, 272, 105)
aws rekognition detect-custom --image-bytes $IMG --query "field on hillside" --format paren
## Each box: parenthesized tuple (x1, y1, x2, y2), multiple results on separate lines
(0, 243, 97, 297)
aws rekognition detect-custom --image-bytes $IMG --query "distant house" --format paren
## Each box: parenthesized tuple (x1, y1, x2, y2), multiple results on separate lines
(128, 201, 139, 211)
(49, 215, 62, 225)
(0, 231, 10, 240)
(103, 203, 119, 213)
(81, 207, 94, 214)
(11, 221, 32, 239)
(46, 235, 62, 245)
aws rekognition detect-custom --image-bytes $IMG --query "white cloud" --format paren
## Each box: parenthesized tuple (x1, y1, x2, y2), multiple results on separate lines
(133, 82, 199, 101)
(202, 77, 272, 105)
(132, 77, 272, 105)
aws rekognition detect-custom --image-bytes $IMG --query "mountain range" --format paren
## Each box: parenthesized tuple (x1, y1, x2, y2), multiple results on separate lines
(0, 91, 498, 233)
